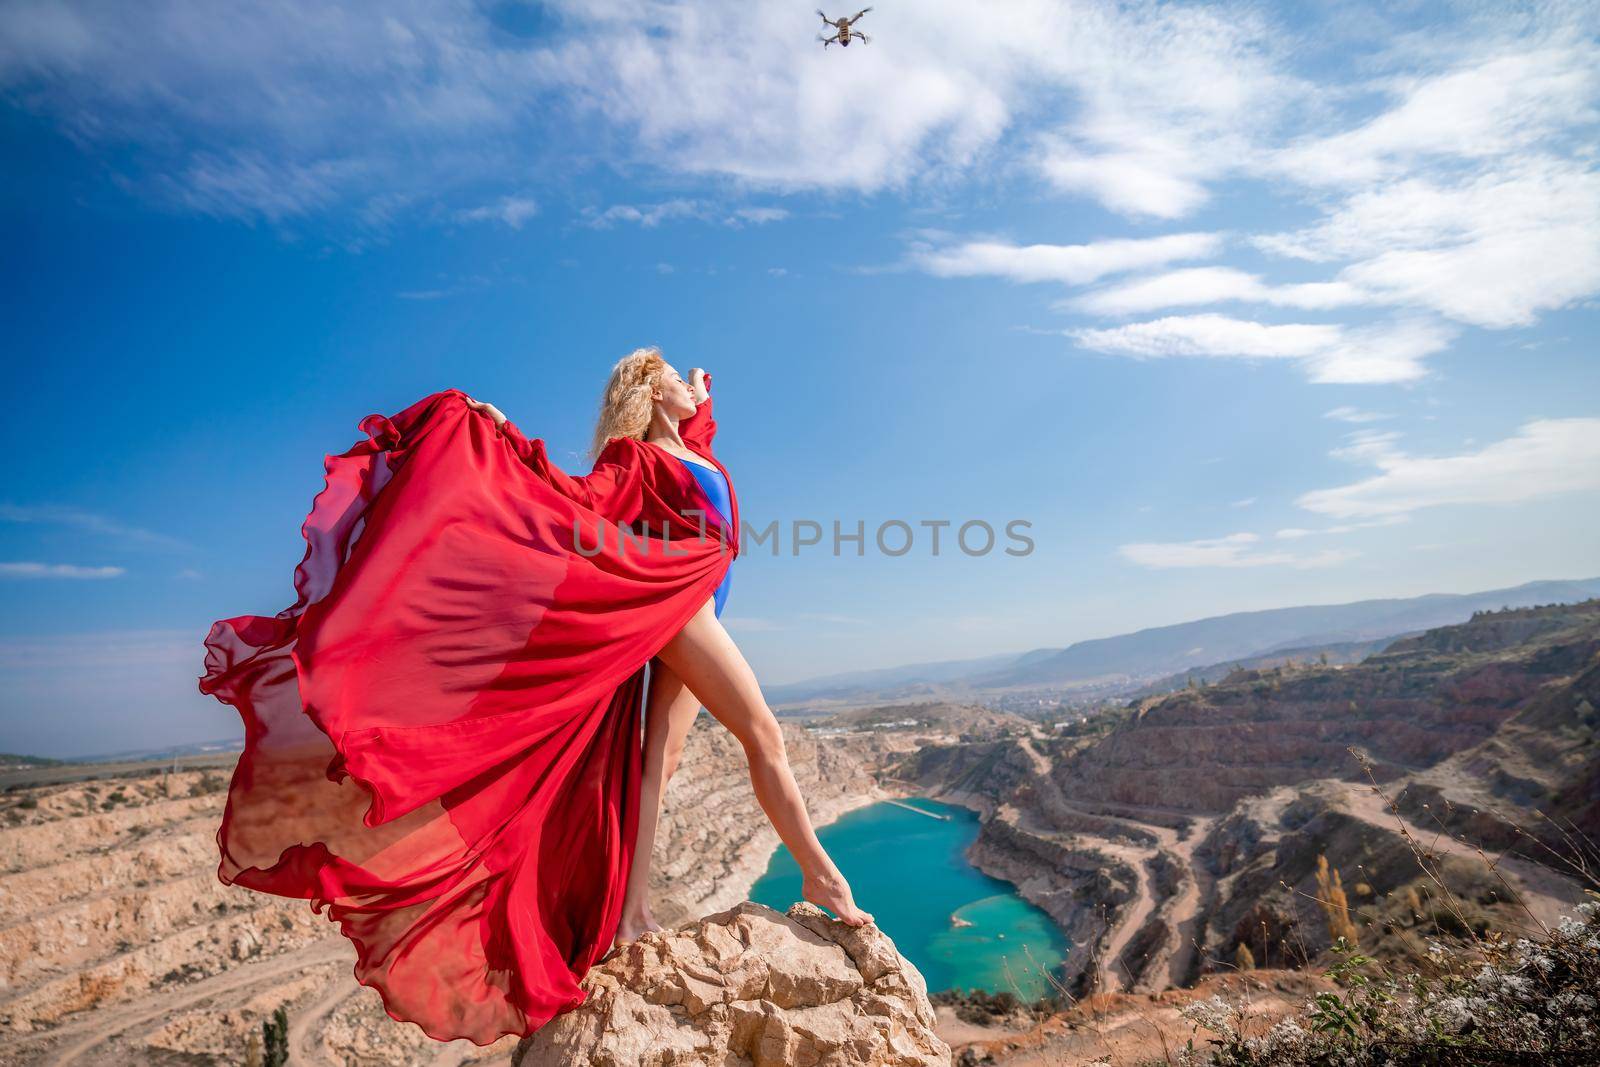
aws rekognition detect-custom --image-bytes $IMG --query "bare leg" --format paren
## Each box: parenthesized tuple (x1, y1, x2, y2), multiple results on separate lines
(654, 598, 873, 926)
(612, 657, 702, 952)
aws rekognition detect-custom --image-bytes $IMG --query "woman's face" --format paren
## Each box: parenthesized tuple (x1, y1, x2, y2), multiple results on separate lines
(653, 363, 699, 420)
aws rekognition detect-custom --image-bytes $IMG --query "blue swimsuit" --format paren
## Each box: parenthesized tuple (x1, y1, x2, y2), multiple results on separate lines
(676, 455, 734, 618)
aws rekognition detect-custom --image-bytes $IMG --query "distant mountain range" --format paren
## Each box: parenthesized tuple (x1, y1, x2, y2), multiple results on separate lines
(1127, 633, 1401, 699)
(768, 576, 1600, 709)
(64, 736, 245, 765)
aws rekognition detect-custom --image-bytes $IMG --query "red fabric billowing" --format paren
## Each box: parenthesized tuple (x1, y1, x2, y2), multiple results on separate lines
(198, 385, 737, 1045)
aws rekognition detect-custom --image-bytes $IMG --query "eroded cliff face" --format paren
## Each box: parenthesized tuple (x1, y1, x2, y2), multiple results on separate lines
(0, 767, 520, 1067)
(1039, 629, 1585, 814)
(0, 720, 899, 1066)
(511, 902, 951, 1067)
(649, 717, 898, 927)
(890, 601, 1600, 1002)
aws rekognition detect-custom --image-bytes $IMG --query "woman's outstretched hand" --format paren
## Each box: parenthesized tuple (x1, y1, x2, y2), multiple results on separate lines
(688, 367, 709, 404)
(462, 395, 509, 428)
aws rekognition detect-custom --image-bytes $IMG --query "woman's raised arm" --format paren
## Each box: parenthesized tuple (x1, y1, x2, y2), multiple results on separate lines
(492, 419, 647, 521)
(678, 369, 717, 455)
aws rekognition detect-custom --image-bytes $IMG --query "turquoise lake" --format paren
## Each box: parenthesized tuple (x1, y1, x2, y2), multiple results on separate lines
(749, 798, 1069, 1000)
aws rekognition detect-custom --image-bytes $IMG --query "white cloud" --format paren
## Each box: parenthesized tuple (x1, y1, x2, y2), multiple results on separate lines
(0, 502, 187, 550)
(6, 0, 1588, 262)
(1074, 161, 1600, 329)
(581, 199, 789, 229)
(1067, 266, 1366, 316)
(1026, 2, 1294, 219)
(1298, 417, 1600, 519)
(1122, 500, 1406, 572)
(1268, 48, 1600, 189)
(1324, 406, 1391, 424)
(733, 207, 790, 225)
(1035, 139, 1212, 222)
(1302, 318, 1458, 385)
(1254, 158, 1600, 329)
(1068, 314, 1455, 384)
(1275, 516, 1407, 539)
(1070, 314, 1337, 360)
(933, 21, 1600, 370)
(585, 200, 703, 228)
(393, 272, 492, 301)
(1242, 32, 1600, 330)
(458, 195, 538, 229)
(548, 1, 1295, 206)
(0, 562, 125, 579)
(910, 233, 1221, 286)
(1326, 428, 1406, 465)
(1119, 532, 1357, 570)
(0, 0, 1295, 220)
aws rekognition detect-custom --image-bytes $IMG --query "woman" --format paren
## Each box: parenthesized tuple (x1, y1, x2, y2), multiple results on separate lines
(198, 347, 868, 1047)
(465, 351, 871, 952)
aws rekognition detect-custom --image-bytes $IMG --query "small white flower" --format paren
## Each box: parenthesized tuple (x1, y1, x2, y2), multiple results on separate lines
(1500, 973, 1533, 996)
(1260, 1018, 1306, 1050)
(1433, 996, 1472, 1034)
(1178, 994, 1239, 1038)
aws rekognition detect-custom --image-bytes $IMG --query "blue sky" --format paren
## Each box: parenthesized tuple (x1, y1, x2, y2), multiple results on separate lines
(2, 1, 1597, 757)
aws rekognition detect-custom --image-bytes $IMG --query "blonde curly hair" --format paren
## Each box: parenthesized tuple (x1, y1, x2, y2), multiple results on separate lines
(589, 346, 668, 462)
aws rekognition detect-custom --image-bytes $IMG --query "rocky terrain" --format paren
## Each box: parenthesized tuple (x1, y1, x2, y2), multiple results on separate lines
(510, 901, 949, 1066)
(0, 719, 918, 1066)
(890, 599, 1600, 1017)
(645, 714, 909, 928)
(934, 968, 1336, 1066)
(3, 599, 1595, 1066)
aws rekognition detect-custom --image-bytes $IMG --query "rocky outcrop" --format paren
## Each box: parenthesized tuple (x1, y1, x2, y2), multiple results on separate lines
(0, 721, 898, 1065)
(512, 901, 951, 1067)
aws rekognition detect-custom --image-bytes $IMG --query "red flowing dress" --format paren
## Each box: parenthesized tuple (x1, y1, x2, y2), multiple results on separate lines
(197, 380, 738, 1045)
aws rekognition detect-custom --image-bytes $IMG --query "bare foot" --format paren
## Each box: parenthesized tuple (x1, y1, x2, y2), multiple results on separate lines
(608, 906, 664, 958)
(802, 869, 874, 927)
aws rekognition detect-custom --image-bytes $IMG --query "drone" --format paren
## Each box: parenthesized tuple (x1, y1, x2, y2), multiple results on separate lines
(817, 7, 871, 47)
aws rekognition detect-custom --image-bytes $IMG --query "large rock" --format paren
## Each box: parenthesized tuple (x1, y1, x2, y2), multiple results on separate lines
(512, 901, 952, 1067)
